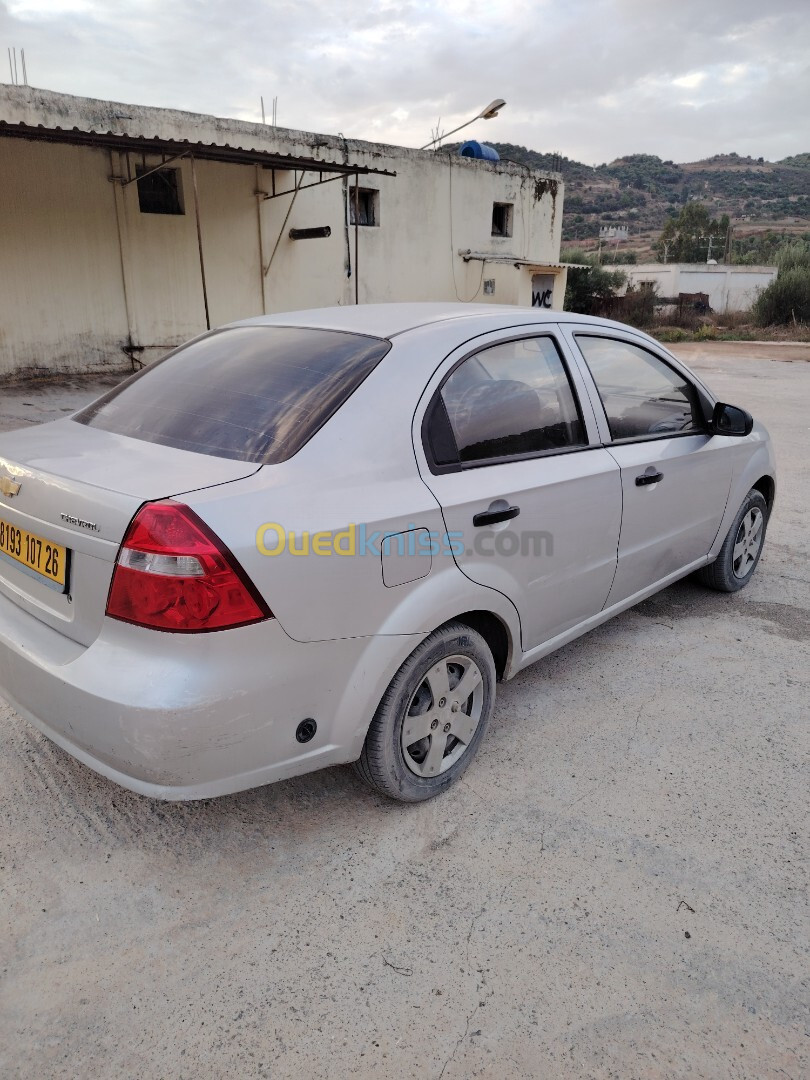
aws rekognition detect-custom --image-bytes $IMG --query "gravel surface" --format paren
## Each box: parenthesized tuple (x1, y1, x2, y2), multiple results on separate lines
(1, 342, 807, 1079)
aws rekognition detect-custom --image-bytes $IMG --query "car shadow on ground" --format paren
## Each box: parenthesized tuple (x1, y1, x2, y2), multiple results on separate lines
(9, 569, 803, 860)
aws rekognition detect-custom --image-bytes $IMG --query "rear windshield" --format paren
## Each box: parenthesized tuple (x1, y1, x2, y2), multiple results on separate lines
(74, 325, 391, 463)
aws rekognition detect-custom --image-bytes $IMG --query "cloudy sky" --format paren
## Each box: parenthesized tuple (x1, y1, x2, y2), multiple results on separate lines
(2, 0, 808, 164)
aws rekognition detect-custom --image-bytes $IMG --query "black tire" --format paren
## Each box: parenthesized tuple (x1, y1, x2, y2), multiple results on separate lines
(697, 488, 768, 593)
(355, 621, 496, 802)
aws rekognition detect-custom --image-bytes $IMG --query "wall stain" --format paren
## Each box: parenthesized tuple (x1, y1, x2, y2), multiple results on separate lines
(534, 177, 559, 235)
(533, 177, 559, 201)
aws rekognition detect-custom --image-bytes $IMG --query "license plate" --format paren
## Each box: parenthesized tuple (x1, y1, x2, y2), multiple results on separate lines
(0, 516, 69, 592)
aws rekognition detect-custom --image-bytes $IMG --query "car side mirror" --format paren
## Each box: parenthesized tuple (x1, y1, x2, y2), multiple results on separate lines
(712, 402, 753, 437)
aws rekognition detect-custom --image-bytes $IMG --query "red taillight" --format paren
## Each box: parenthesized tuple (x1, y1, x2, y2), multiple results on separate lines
(106, 501, 271, 633)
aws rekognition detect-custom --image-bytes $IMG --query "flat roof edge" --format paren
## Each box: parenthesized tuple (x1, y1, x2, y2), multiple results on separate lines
(0, 84, 561, 179)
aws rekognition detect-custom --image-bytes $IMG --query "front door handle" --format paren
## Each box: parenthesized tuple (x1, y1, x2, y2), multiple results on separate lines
(473, 504, 521, 527)
(636, 469, 664, 487)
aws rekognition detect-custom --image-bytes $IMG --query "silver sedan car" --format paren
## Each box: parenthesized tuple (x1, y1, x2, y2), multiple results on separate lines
(0, 305, 775, 802)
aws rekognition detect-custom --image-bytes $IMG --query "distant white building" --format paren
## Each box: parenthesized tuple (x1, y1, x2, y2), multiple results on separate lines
(599, 224, 628, 240)
(623, 263, 778, 313)
(0, 86, 567, 380)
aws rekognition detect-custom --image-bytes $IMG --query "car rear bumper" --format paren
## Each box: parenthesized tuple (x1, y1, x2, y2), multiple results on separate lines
(0, 591, 411, 799)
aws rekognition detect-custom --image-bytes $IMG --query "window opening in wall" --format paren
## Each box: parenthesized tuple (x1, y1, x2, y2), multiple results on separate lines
(349, 188, 379, 226)
(136, 166, 184, 215)
(491, 202, 513, 237)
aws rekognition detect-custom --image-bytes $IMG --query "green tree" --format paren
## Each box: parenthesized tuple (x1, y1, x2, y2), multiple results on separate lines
(655, 203, 730, 262)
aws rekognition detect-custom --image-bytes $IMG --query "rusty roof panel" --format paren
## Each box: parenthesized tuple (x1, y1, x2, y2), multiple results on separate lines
(0, 120, 397, 177)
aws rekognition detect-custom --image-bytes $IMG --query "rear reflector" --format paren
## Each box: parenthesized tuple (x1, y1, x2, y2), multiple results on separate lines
(106, 501, 271, 632)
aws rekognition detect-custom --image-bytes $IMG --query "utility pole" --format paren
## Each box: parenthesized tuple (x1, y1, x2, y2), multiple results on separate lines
(699, 234, 720, 262)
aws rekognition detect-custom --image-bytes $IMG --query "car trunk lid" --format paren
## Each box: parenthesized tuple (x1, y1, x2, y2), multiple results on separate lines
(0, 420, 260, 646)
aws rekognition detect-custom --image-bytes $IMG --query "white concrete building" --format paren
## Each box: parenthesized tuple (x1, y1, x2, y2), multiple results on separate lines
(599, 224, 628, 240)
(0, 86, 567, 380)
(622, 263, 777, 313)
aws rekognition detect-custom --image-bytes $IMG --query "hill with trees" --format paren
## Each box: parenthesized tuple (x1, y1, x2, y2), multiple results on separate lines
(481, 144, 810, 259)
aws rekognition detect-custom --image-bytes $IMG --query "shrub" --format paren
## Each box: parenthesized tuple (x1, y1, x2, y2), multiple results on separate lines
(717, 329, 755, 341)
(776, 240, 810, 274)
(752, 267, 810, 326)
(620, 284, 657, 328)
(695, 323, 719, 341)
(655, 327, 690, 343)
(561, 248, 626, 316)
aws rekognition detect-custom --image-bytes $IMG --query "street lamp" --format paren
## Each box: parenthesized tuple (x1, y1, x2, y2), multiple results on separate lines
(420, 99, 506, 150)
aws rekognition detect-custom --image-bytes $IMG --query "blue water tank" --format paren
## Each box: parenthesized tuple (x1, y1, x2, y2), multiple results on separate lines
(458, 140, 500, 161)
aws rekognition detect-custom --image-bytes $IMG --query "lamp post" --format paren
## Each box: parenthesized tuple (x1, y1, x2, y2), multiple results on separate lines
(420, 99, 506, 150)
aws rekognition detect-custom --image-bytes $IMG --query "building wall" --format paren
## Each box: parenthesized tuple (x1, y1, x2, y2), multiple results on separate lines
(624, 264, 777, 313)
(0, 139, 129, 376)
(0, 87, 564, 379)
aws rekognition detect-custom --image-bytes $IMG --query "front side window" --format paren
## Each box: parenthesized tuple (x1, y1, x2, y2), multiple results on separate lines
(575, 335, 704, 441)
(428, 336, 586, 467)
(75, 326, 390, 463)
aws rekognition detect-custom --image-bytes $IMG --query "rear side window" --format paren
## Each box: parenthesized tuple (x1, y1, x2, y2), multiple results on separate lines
(575, 335, 703, 441)
(75, 326, 390, 463)
(427, 336, 585, 467)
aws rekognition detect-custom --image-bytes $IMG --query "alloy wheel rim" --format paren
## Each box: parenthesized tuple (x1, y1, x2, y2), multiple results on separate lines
(732, 507, 763, 579)
(401, 654, 484, 778)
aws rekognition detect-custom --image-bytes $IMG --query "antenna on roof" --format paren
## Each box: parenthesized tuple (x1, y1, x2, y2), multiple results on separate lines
(7, 46, 27, 85)
(260, 96, 277, 126)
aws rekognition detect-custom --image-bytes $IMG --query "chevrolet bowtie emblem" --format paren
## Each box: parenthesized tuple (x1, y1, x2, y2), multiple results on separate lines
(0, 476, 22, 498)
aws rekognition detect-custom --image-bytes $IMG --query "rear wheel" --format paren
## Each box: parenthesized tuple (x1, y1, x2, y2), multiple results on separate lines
(355, 622, 496, 802)
(698, 488, 768, 593)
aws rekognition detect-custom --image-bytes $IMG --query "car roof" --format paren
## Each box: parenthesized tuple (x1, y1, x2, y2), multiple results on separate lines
(230, 303, 649, 342)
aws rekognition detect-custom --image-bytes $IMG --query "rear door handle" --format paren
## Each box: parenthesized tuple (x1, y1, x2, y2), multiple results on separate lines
(636, 469, 664, 487)
(473, 505, 521, 527)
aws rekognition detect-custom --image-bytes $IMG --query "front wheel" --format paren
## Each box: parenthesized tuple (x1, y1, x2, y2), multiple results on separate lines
(355, 622, 496, 802)
(698, 488, 768, 593)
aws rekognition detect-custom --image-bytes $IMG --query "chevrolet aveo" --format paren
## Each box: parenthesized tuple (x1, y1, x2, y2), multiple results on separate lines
(0, 305, 775, 802)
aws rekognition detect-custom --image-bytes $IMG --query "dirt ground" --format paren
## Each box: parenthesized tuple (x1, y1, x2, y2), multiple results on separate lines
(1, 342, 808, 1079)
